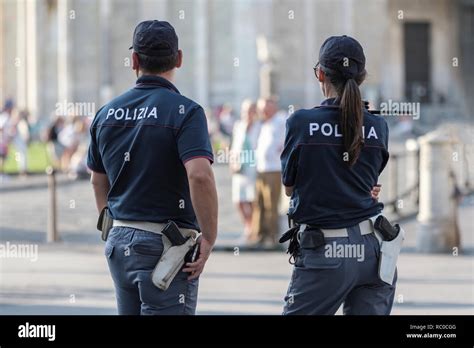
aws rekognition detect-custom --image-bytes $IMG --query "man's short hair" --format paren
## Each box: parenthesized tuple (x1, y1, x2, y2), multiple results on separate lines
(137, 52, 178, 74)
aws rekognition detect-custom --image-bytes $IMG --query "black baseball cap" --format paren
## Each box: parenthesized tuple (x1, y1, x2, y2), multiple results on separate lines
(318, 35, 365, 79)
(129, 20, 178, 56)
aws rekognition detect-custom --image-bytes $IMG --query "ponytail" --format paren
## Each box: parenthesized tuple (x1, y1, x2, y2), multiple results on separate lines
(340, 78, 364, 167)
(319, 64, 367, 166)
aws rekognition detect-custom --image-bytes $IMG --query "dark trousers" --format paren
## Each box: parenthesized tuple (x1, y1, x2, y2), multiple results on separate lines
(283, 224, 397, 315)
(105, 226, 198, 315)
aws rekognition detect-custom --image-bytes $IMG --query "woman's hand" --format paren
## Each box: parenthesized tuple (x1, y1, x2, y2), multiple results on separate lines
(371, 184, 381, 200)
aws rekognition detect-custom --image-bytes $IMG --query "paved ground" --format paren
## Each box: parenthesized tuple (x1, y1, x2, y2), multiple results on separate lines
(0, 166, 473, 315)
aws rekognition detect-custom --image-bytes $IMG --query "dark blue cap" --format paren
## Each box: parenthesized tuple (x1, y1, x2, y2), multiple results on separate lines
(319, 35, 365, 80)
(129, 20, 178, 57)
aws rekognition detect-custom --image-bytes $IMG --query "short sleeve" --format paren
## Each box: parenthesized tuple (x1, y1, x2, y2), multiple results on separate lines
(280, 114, 300, 187)
(87, 124, 106, 173)
(177, 106, 214, 164)
(379, 120, 390, 174)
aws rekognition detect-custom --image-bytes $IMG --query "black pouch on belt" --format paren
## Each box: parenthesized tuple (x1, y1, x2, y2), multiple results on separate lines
(299, 227, 325, 249)
(97, 207, 113, 242)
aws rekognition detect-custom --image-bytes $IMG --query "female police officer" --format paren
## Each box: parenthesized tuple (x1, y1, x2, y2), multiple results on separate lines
(280, 35, 395, 315)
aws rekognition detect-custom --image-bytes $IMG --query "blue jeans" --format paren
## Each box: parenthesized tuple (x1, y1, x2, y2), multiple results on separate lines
(105, 226, 199, 315)
(283, 224, 397, 315)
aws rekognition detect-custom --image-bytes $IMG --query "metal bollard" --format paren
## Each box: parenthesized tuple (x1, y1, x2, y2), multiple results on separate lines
(416, 130, 460, 253)
(46, 166, 59, 242)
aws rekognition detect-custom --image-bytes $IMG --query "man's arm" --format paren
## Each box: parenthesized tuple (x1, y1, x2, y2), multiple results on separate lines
(90, 171, 110, 213)
(182, 157, 218, 280)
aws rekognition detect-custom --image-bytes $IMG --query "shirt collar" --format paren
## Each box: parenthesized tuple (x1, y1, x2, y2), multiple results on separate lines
(135, 75, 180, 94)
(320, 97, 340, 106)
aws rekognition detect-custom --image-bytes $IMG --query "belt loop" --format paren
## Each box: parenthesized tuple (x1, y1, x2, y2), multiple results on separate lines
(348, 225, 360, 243)
(127, 228, 136, 243)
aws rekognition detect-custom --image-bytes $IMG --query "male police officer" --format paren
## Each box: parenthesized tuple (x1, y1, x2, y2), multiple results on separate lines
(87, 20, 218, 315)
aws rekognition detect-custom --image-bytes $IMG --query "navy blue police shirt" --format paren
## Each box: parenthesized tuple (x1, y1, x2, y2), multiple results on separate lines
(281, 98, 389, 229)
(87, 75, 213, 230)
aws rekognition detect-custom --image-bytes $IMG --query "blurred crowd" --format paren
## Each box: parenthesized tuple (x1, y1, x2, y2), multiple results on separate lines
(0, 99, 91, 179)
(0, 100, 33, 177)
(45, 114, 91, 179)
(1, 97, 287, 247)
(211, 97, 287, 248)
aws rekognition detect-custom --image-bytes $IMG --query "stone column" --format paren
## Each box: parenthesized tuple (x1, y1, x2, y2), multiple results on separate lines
(255, 0, 274, 100)
(57, 0, 70, 103)
(35, 0, 59, 120)
(195, 0, 209, 108)
(13, 0, 39, 117)
(25, 0, 38, 118)
(16, 0, 27, 109)
(303, 0, 317, 108)
(99, 0, 113, 104)
(232, 0, 258, 110)
(109, 0, 139, 96)
(416, 130, 461, 253)
(257, 35, 272, 99)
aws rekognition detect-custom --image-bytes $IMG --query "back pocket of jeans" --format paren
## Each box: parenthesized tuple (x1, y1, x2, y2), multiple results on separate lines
(132, 243, 163, 257)
(300, 247, 343, 269)
(105, 244, 115, 259)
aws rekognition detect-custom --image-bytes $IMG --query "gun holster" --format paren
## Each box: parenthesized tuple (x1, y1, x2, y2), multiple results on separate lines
(151, 221, 201, 291)
(372, 215, 405, 285)
(97, 207, 113, 242)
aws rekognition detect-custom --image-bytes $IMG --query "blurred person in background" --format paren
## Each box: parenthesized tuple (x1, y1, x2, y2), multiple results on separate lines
(68, 116, 90, 179)
(45, 115, 66, 170)
(206, 106, 226, 153)
(0, 99, 14, 176)
(251, 96, 286, 247)
(217, 103, 235, 139)
(230, 99, 261, 245)
(0, 127, 7, 176)
(10, 109, 31, 176)
(58, 115, 83, 171)
(26, 112, 42, 142)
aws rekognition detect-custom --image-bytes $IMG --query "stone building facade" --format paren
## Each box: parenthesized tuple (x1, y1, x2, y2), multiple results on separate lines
(0, 0, 472, 124)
